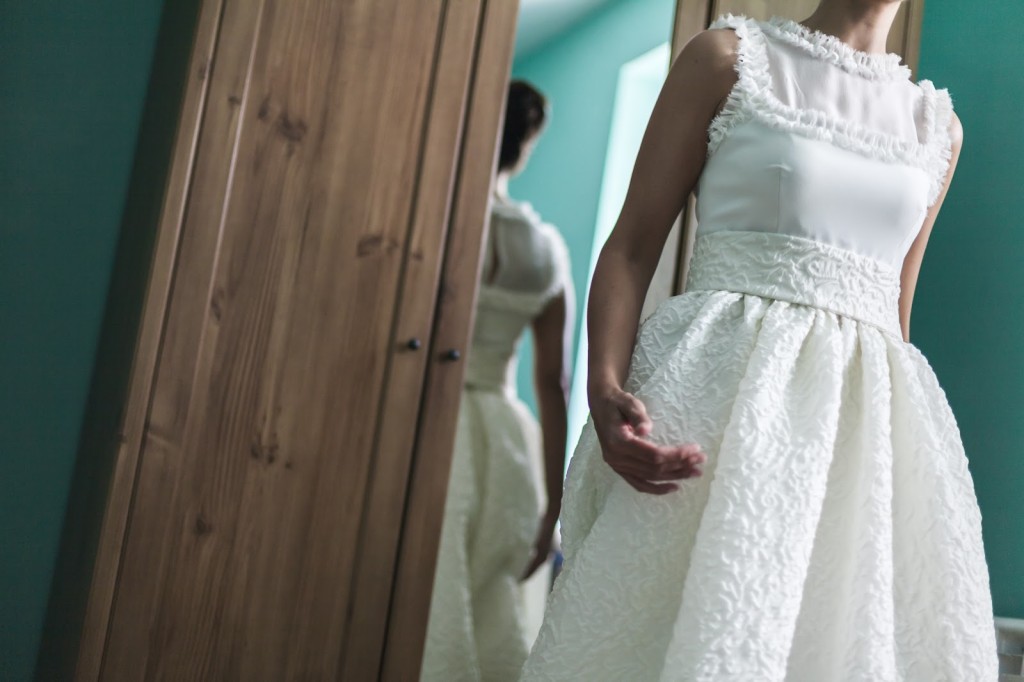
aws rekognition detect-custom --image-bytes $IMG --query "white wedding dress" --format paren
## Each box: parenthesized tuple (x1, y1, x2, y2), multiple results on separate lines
(421, 196, 571, 681)
(520, 15, 997, 682)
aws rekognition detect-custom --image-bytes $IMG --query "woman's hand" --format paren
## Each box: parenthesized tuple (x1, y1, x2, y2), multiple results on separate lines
(520, 510, 559, 581)
(591, 386, 705, 494)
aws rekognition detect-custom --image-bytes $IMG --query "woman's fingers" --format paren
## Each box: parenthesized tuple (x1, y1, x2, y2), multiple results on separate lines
(604, 436, 706, 484)
(611, 454, 703, 481)
(619, 472, 679, 495)
(520, 551, 547, 581)
(609, 428, 704, 474)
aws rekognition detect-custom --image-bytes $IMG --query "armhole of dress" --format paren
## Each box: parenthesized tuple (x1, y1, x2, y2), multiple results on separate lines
(706, 15, 771, 156)
(921, 80, 955, 207)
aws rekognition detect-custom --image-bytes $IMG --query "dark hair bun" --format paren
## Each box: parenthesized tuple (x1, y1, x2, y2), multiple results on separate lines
(499, 79, 548, 172)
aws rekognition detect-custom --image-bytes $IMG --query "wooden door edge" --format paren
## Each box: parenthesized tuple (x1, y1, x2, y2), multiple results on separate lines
(337, 1, 485, 676)
(378, 0, 521, 679)
(903, 0, 925, 77)
(61, 2, 224, 679)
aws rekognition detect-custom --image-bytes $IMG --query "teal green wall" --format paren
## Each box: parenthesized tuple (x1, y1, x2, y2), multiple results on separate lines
(915, 1, 1024, 618)
(510, 0, 675, 411)
(0, 1, 191, 679)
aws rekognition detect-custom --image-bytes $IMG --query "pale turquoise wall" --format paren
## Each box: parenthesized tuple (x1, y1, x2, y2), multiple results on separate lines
(509, 0, 675, 412)
(915, 1, 1024, 618)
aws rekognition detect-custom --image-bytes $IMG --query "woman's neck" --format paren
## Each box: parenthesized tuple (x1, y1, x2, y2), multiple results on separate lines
(803, 0, 901, 55)
(494, 171, 512, 201)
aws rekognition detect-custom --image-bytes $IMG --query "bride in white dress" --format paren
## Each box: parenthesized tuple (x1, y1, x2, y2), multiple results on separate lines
(421, 80, 574, 681)
(520, 2, 997, 680)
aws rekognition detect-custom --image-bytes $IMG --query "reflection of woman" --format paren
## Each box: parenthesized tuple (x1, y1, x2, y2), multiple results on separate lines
(522, 3, 997, 680)
(421, 80, 573, 681)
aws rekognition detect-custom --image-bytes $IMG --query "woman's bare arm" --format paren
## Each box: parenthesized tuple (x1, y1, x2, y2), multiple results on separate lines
(899, 113, 964, 342)
(587, 28, 738, 494)
(533, 288, 573, 517)
(521, 287, 573, 579)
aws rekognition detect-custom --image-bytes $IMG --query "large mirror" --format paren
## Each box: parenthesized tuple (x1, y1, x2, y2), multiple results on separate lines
(420, 1, 677, 679)
(420, 0, 1024, 680)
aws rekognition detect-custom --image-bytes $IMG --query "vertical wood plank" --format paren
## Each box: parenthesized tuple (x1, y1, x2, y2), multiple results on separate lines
(73, 1, 226, 679)
(339, 0, 485, 677)
(901, 0, 925, 76)
(379, 0, 521, 679)
(98, 1, 270, 676)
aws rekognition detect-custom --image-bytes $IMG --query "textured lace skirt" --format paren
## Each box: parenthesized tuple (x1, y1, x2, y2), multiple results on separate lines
(422, 383, 550, 681)
(520, 231, 996, 681)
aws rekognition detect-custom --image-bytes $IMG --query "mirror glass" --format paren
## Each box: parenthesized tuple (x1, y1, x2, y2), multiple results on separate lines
(420, 0, 676, 679)
(421, 0, 1024, 679)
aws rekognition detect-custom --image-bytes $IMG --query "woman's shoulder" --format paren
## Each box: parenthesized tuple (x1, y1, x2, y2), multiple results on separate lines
(655, 19, 742, 139)
(679, 16, 743, 70)
(491, 197, 569, 268)
(491, 196, 542, 229)
(493, 196, 549, 235)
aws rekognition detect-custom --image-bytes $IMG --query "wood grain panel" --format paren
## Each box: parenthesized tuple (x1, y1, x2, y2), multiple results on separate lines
(339, 1, 484, 678)
(73, 1, 226, 679)
(380, 0, 521, 679)
(98, 1, 270, 674)
(98, 0, 451, 678)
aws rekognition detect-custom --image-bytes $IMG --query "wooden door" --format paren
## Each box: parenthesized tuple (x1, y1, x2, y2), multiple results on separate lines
(648, 0, 925, 307)
(72, 0, 516, 679)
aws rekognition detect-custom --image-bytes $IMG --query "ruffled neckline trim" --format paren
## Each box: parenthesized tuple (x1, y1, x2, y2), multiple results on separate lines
(707, 14, 954, 206)
(764, 15, 911, 82)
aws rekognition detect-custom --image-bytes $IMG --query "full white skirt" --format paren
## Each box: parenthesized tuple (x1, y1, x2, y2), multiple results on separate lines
(520, 289, 997, 681)
(422, 387, 550, 681)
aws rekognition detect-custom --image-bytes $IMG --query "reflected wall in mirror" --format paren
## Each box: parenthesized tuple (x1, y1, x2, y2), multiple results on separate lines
(420, 0, 676, 679)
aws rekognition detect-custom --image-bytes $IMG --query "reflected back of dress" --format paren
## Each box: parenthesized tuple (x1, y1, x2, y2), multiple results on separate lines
(467, 197, 570, 393)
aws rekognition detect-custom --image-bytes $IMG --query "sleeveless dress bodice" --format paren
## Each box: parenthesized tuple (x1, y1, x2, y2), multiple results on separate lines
(697, 15, 951, 267)
(466, 198, 570, 393)
(685, 15, 955, 337)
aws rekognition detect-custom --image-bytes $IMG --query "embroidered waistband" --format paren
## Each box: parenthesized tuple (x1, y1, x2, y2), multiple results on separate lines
(686, 231, 902, 336)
